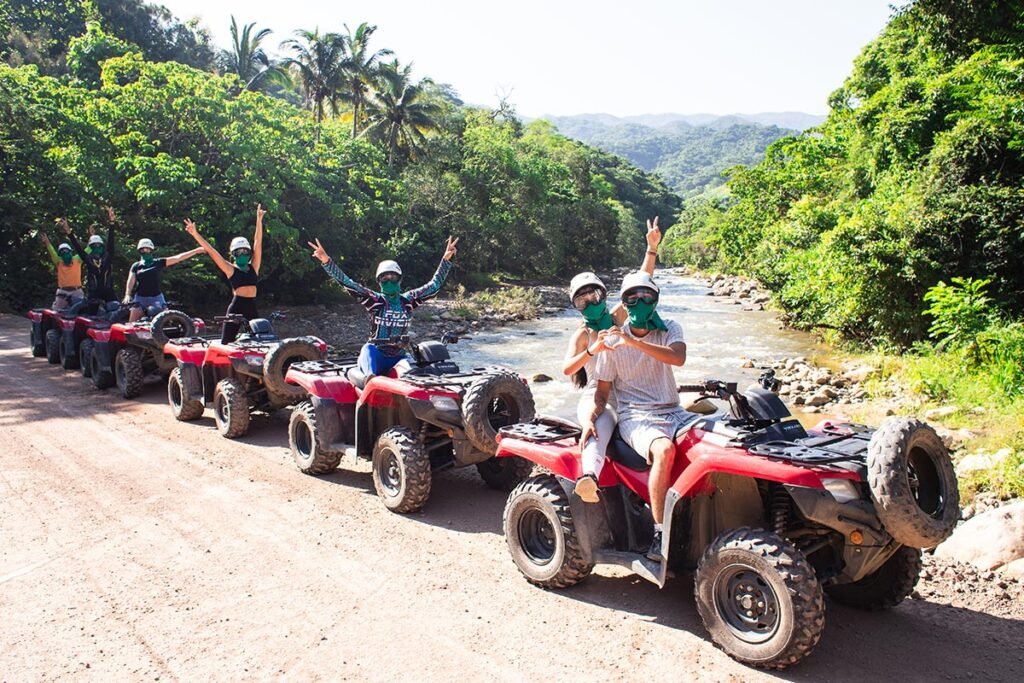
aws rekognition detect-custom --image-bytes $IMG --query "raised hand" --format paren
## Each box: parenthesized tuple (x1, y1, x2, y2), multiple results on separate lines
(105, 206, 116, 224)
(183, 219, 199, 237)
(88, 224, 96, 236)
(443, 235, 459, 261)
(59, 217, 71, 235)
(646, 216, 661, 250)
(307, 238, 329, 264)
(256, 203, 267, 222)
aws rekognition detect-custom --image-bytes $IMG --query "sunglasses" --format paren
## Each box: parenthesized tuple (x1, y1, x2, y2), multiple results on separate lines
(378, 272, 401, 284)
(622, 289, 658, 307)
(232, 249, 252, 257)
(572, 286, 606, 310)
(138, 248, 154, 255)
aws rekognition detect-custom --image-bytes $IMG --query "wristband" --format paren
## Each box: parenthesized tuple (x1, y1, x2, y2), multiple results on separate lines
(585, 345, 594, 356)
(646, 249, 658, 255)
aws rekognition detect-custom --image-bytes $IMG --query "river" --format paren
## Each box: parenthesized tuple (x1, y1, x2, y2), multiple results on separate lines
(446, 271, 825, 419)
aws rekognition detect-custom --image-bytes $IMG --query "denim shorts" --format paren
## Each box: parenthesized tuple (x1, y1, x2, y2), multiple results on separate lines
(133, 293, 166, 312)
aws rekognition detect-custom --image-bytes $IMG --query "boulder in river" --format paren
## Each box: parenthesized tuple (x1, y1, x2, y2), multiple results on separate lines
(531, 373, 554, 383)
(935, 501, 1024, 571)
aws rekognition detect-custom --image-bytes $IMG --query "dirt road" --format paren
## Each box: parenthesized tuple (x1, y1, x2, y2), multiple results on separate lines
(1, 314, 1021, 681)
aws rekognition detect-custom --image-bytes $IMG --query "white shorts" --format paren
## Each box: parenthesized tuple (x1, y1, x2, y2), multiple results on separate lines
(618, 409, 699, 462)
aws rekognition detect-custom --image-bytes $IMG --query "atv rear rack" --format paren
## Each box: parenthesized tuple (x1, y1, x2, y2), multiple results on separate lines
(499, 417, 581, 443)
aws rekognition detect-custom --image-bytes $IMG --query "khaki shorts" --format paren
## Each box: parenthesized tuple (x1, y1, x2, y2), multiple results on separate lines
(618, 409, 699, 462)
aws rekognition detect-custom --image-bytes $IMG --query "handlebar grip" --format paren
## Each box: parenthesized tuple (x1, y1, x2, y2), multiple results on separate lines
(677, 384, 707, 393)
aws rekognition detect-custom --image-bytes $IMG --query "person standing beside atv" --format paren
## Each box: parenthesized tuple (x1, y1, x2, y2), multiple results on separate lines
(563, 217, 662, 504)
(123, 239, 205, 322)
(582, 271, 694, 562)
(183, 204, 265, 343)
(64, 208, 118, 309)
(308, 235, 459, 381)
(37, 230, 84, 312)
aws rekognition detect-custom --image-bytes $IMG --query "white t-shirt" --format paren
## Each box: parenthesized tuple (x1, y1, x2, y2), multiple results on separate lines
(593, 319, 685, 418)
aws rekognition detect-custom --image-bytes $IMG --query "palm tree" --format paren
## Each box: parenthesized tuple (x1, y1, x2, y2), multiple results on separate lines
(365, 60, 443, 166)
(339, 23, 392, 138)
(220, 17, 283, 91)
(279, 29, 347, 138)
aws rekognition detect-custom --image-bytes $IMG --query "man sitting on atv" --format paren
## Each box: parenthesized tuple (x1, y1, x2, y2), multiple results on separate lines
(37, 230, 84, 312)
(308, 235, 459, 382)
(581, 271, 695, 563)
(64, 208, 119, 313)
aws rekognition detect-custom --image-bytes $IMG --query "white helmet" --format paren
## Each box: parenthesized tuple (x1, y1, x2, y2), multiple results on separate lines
(57, 242, 73, 254)
(619, 271, 660, 299)
(569, 272, 606, 303)
(88, 235, 104, 247)
(137, 238, 155, 251)
(229, 236, 252, 253)
(375, 260, 402, 280)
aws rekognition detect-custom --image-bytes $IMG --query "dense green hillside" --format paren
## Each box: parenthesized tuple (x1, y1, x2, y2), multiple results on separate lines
(0, 4, 679, 312)
(545, 114, 796, 198)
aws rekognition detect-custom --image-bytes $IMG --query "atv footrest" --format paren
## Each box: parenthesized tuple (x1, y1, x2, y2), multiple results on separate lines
(499, 417, 582, 443)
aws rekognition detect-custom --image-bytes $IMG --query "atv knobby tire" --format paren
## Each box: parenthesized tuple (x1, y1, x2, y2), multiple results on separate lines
(213, 378, 250, 438)
(868, 417, 959, 548)
(371, 426, 431, 513)
(289, 401, 342, 474)
(45, 328, 60, 364)
(115, 347, 145, 399)
(694, 527, 824, 670)
(503, 473, 593, 588)
(79, 338, 94, 377)
(30, 327, 46, 357)
(263, 337, 324, 402)
(91, 347, 114, 389)
(476, 455, 534, 491)
(462, 371, 536, 455)
(825, 545, 922, 610)
(150, 309, 195, 347)
(59, 333, 79, 371)
(168, 367, 204, 421)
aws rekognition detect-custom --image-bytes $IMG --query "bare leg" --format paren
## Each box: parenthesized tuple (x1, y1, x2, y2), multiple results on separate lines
(129, 305, 143, 322)
(648, 437, 675, 524)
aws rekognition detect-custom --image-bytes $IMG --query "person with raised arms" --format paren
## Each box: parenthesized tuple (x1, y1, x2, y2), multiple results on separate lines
(123, 238, 205, 322)
(37, 228, 84, 312)
(308, 235, 458, 383)
(183, 204, 265, 343)
(63, 208, 118, 311)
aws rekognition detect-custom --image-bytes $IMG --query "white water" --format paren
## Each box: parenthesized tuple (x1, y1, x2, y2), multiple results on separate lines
(446, 271, 825, 420)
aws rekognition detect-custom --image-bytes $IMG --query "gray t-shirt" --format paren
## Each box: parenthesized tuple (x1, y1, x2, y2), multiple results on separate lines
(593, 319, 685, 418)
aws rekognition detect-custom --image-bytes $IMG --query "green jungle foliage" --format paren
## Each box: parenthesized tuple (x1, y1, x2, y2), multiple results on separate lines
(661, 0, 1024, 348)
(0, 25, 679, 312)
(547, 116, 793, 198)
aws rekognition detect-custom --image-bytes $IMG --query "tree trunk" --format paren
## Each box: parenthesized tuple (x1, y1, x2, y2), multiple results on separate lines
(388, 123, 399, 167)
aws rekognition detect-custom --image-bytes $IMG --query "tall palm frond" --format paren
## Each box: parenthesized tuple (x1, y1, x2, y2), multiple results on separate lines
(220, 16, 284, 91)
(338, 22, 393, 138)
(365, 60, 443, 166)
(279, 28, 347, 138)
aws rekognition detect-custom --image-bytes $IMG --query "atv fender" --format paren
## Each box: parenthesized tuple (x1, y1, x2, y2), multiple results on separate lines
(92, 340, 114, 374)
(309, 395, 345, 450)
(785, 485, 898, 583)
(669, 472, 767, 570)
(178, 362, 204, 403)
(496, 438, 583, 480)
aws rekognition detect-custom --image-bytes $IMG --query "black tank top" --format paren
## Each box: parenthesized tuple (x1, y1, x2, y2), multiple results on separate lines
(227, 265, 258, 289)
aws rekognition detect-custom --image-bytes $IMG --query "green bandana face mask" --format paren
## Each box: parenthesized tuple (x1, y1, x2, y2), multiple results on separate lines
(581, 301, 614, 331)
(626, 299, 668, 331)
(140, 253, 155, 266)
(234, 254, 251, 270)
(60, 252, 73, 266)
(90, 246, 104, 259)
(380, 280, 402, 296)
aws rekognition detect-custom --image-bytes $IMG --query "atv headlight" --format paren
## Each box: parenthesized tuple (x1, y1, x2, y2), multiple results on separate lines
(244, 354, 264, 367)
(135, 330, 152, 340)
(821, 478, 860, 503)
(430, 395, 460, 413)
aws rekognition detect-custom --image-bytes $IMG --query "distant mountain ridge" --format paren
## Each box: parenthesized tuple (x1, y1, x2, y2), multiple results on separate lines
(535, 112, 824, 198)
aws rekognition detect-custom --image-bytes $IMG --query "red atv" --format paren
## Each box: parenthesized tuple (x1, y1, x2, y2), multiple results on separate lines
(27, 300, 116, 369)
(87, 307, 204, 398)
(27, 306, 66, 363)
(164, 314, 326, 438)
(283, 336, 537, 513)
(496, 374, 959, 670)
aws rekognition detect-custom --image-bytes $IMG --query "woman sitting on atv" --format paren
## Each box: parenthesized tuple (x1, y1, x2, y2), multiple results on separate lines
(183, 204, 265, 343)
(563, 217, 661, 504)
(123, 238, 205, 322)
(37, 229, 84, 312)
(308, 235, 459, 382)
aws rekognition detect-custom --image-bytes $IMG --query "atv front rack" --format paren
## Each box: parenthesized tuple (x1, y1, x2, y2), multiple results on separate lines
(499, 417, 581, 443)
(748, 422, 871, 465)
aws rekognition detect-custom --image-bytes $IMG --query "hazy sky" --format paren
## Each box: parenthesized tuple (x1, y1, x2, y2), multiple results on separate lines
(158, 0, 906, 117)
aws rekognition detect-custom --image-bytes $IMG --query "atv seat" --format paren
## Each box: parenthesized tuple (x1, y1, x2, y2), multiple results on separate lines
(607, 428, 651, 471)
(239, 318, 279, 342)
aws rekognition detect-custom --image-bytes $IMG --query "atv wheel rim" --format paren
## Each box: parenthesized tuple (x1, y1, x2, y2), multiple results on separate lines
(518, 508, 557, 565)
(215, 394, 228, 424)
(295, 421, 313, 460)
(169, 379, 183, 409)
(379, 450, 401, 495)
(908, 446, 944, 518)
(714, 564, 780, 644)
(487, 395, 518, 430)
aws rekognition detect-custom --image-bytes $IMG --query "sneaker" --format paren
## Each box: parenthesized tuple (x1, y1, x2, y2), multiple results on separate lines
(646, 530, 664, 562)
(573, 474, 599, 503)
